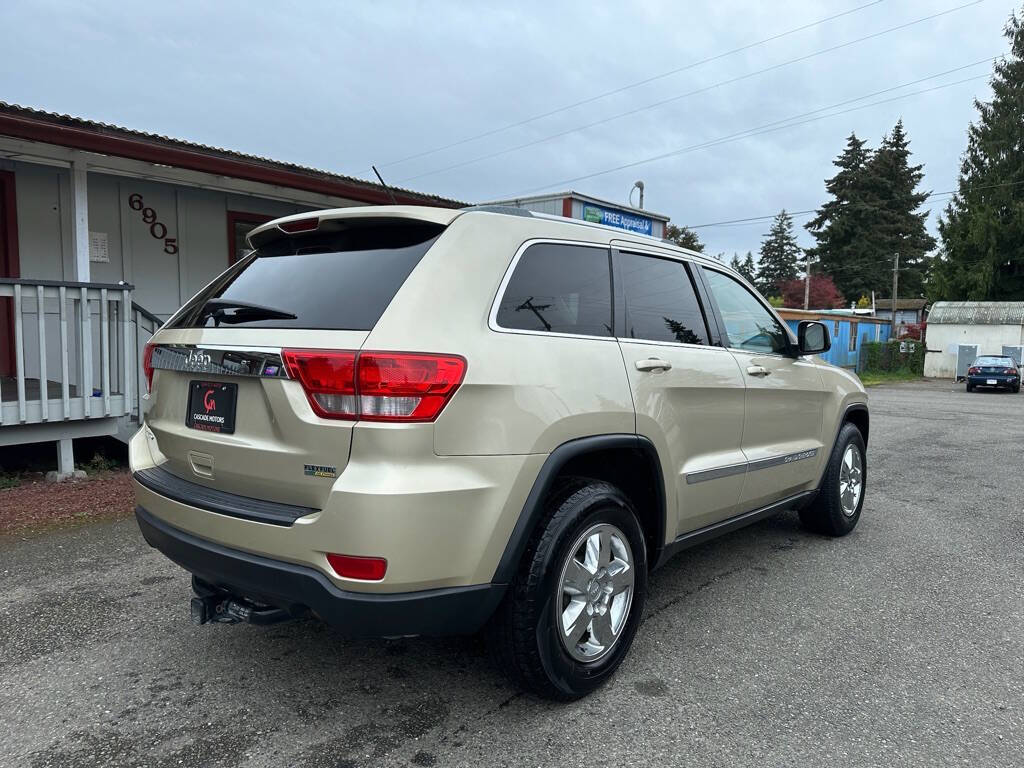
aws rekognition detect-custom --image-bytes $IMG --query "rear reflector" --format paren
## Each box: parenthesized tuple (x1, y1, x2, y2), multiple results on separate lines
(282, 349, 465, 422)
(143, 342, 156, 393)
(278, 216, 319, 233)
(327, 553, 387, 581)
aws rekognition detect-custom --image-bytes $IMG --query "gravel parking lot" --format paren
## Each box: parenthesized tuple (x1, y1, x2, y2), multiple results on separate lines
(2, 379, 1022, 767)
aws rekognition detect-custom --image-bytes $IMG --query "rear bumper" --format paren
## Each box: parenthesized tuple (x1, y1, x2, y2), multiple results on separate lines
(967, 375, 1018, 388)
(135, 506, 506, 637)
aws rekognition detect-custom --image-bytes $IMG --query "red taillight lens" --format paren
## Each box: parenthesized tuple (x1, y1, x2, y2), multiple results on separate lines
(282, 349, 357, 418)
(357, 352, 466, 422)
(968, 367, 979, 375)
(1006, 368, 1018, 375)
(143, 342, 156, 393)
(326, 553, 387, 581)
(282, 350, 465, 422)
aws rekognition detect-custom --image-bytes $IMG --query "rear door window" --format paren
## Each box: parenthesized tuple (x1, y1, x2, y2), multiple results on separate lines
(168, 221, 443, 330)
(617, 251, 709, 345)
(495, 243, 612, 337)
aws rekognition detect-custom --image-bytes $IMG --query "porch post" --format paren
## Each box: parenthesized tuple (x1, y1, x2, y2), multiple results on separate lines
(57, 437, 74, 477)
(69, 156, 90, 282)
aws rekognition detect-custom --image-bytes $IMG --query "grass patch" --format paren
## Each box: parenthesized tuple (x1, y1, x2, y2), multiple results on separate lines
(0, 472, 20, 490)
(857, 369, 922, 387)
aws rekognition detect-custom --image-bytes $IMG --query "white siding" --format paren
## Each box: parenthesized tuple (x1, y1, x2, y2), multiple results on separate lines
(924, 324, 1024, 378)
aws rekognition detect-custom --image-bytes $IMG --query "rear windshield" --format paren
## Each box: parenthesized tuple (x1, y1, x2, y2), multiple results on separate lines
(975, 357, 1014, 366)
(167, 221, 443, 330)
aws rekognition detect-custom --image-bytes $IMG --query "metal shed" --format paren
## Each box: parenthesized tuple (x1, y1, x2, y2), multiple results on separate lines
(923, 301, 1024, 379)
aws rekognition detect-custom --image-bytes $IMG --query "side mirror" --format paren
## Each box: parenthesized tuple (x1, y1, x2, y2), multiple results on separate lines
(798, 320, 830, 356)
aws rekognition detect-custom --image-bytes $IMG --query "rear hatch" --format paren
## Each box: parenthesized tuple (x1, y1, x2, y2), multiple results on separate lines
(144, 215, 447, 510)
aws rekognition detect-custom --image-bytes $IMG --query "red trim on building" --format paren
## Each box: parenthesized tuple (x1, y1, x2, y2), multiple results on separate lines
(0, 110, 462, 209)
(0, 169, 20, 375)
(226, 211, 273, 265)
(561, 197, 572, 218)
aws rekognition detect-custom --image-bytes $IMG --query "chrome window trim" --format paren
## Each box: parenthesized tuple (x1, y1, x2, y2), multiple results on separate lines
(488, 238, 619, 342)
(618, 337, 730, 353)
(686, 448, 819, 485)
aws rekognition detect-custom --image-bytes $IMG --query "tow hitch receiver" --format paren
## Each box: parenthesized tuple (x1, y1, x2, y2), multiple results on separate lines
(190, 577, 293, 626)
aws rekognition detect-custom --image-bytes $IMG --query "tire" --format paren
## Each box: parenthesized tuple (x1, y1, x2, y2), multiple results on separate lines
(966, 383, 974, 393)
(799, 422, 866, 537)
(487, 480, 648, 700)
(1014, 385, 1020, 394)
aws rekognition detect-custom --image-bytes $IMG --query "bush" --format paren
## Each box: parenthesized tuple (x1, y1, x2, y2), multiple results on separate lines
(860, 339, 924, 375)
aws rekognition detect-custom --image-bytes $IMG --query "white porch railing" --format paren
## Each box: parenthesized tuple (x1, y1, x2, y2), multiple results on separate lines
(0, 278, 133, 427)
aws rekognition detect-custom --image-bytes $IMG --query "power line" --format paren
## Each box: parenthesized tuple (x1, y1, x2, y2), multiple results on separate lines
(495, 70, 991, 199)
(685, 178, 1024, 229)
(355, 0, 889, 175)
(400, 1, 985, 184)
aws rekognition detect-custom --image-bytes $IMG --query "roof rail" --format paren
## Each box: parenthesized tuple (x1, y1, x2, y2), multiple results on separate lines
(461, 204, 534, 217)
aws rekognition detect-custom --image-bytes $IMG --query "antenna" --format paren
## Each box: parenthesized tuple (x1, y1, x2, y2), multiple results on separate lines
(372, 165, 399, 205)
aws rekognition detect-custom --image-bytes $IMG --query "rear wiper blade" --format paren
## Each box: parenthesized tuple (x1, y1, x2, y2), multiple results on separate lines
(199, 299, 297, 325)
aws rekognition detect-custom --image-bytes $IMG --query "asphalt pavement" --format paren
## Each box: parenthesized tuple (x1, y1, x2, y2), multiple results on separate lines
(2, 379, 1022, 767)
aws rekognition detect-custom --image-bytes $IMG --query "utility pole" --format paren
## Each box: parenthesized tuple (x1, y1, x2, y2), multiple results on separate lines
(891, 252, 900, 334)
(803, 250, 812, 310)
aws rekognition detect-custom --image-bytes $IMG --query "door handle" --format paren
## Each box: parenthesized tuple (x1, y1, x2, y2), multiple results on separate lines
(746, 365, 771, 377)
(635, 358, 672, 372)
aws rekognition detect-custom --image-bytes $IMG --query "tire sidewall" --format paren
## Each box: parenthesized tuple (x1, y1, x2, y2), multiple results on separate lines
(531, 490, 648, 698)
(828, 424, 867, 533)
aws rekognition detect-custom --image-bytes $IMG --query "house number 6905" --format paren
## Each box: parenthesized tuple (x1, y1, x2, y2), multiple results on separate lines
(127, 193, 178, 254)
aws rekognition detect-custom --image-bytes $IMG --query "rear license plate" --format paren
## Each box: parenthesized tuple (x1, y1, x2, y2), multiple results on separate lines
(186, 381, 237, 434)
(987, 379, 998, 385)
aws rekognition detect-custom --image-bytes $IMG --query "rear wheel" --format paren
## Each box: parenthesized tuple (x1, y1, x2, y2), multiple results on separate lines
(966, 383, 974, 392)
(799, 422, 866, 536)
(487, 480, 647, 700)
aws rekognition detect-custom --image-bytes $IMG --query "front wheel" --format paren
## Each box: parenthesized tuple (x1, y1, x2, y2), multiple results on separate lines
(799, 422, 866, 536)
(487, 480, 648, 700)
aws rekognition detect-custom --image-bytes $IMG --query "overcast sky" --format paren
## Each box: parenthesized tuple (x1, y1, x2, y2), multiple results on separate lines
(0, 0, 1016, 257)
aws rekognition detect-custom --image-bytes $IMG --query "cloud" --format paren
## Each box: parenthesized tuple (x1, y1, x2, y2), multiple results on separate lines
(0, 0, 1015, 256)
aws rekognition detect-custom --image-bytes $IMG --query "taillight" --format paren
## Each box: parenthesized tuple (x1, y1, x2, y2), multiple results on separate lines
(968, 367, 979, 375)
(1006, 368, 1018, 375)
(143, 342, 156, 393)
(281, 349, 357, 418)
(357, 352, 466, 422)
(327, 553, 387, 581)
(282, 350, 466, 422)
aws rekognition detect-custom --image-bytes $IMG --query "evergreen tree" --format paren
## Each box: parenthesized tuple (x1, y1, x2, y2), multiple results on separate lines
(757, 210, 802, 295)
(863, 120, 936, 298)
(741, 251, 757, 282)
(805, 133, 879, 300)
(664, 224, 704, 252)
(933, 11, 1024, 300)
(729, 252, 757, 283)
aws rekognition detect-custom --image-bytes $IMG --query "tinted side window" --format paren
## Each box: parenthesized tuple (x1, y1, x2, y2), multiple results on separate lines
(704, 268, 790, 354)
(496, 243, 612, 337)
(618, 252, 709, 345)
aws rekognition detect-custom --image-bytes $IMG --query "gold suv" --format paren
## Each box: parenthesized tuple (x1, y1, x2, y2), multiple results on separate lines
(132, 205, 868, 699)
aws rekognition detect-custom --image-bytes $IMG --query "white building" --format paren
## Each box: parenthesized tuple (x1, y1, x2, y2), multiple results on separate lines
(0, 102, 461, 475)
(923, 301, 1024, 379)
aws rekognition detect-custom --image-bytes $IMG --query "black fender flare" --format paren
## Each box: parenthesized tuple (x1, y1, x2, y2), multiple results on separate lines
(491, 434, 666, 584)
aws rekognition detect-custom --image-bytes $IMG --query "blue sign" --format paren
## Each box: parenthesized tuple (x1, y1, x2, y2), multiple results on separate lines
(582, 203, 653, 236)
